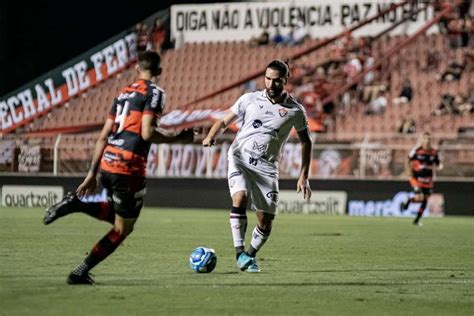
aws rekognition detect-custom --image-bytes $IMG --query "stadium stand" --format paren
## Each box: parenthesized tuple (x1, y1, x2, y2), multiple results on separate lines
(2, 0, 472, 175)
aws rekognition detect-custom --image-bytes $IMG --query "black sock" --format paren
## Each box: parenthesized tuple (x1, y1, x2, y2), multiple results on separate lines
(82, 202, 115, 224)
(414, 200, 427, 223)
(72, 229, 125, 275)
(247, 246, 257, 258)
(235, 246, 244, 260)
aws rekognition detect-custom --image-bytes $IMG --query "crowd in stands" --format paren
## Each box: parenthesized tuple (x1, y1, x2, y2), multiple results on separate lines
(241, 2, 472, 133)
(130, 1, 472, 135)
(249, 24, 310, 47)
(135, 18, 168, 54)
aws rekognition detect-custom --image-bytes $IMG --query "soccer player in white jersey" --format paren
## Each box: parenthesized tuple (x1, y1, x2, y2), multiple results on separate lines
(202, 60, 313, 272)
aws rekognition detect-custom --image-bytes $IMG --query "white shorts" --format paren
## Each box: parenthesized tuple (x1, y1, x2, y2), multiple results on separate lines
(228, 157, 279, 215)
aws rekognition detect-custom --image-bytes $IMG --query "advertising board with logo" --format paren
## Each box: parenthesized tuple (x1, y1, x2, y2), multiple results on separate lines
(1, 185, 64, 208)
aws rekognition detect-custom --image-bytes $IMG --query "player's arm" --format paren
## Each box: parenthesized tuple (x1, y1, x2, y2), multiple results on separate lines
(202, 110, 237, 147)
(141, 114, 194, 144)
(405, 151, 414, 179)
(436, 152, 444, 170)
(76, 118, 114, 196)
(296, 128, 313, 200)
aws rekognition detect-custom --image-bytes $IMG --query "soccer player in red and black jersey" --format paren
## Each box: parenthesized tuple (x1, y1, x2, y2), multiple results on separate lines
(400, 132, 443, 226)
(43, 51, 193, 284)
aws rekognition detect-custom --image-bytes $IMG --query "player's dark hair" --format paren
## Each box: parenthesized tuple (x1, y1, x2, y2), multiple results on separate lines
(138, 51, 161, 76)
(267, 59, 291, 79)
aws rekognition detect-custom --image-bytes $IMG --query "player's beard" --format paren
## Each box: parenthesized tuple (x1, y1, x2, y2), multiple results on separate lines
(267, 87, 283, 99)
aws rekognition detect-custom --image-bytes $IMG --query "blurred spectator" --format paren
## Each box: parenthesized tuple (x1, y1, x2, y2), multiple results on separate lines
(282, 26, 296, 46)
(151, 18, 166, 53)
(438, 60, 465, 81)
(432, 93, 459, 115)
(460, 17, 472, 47)
(363, 52, 375, 85)
(365, 90, 387, 115)
(249, 29, 269, 47)
(398, 118, 416, 134)
(272, 28, 284, 45)
(173, 30, 185, 49)
(331, 28, 353, 58)
(136, 23, 151, 52)
(292, 22, 310, 45)
(343, 52, 362, 79)
(393, 79, 413, 105)
(422, 49, 441, 72)
(447, 13, 463, 48)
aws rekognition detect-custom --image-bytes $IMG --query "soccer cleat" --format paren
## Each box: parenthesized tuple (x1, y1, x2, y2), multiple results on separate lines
(43, 192, 81, 225)
(413, 221, 423, 227)
(400, 201, 408, 211)
(246, 260, 261, 273)
(66, 272, 95, 285)
(237, 252, 261, 273)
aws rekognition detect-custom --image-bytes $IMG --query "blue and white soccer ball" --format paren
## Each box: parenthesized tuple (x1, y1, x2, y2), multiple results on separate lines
(189, 247, 217, 273)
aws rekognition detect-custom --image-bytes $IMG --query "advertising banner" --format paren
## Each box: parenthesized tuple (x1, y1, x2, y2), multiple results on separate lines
(1, 185, 64, 208)
(0, 32, 137, 134)
(171, 0, 434, 44)
(278, 190, 347, 215)
(348, 191, 445, 217)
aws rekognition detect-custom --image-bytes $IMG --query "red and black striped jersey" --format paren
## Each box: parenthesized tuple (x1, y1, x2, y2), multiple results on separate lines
(100, 79, 165, 176)
(408, 146, 440, 180)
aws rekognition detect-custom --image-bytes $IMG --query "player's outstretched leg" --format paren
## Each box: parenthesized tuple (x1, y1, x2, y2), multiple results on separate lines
(43, 192, 81, 225)
(237, 225, 272, 273)
(44, 192, 115, 225)
(400, 196, 417, 211)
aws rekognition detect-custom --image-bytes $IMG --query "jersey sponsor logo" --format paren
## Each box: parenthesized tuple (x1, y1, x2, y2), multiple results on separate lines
(266, 190, 279, 203)
(117, 91, 137, 101)
(107, 137, 125, 147)
(278, 108, 288, 117)
(103, 151, 118, 161)
(252, 119, 263, 128)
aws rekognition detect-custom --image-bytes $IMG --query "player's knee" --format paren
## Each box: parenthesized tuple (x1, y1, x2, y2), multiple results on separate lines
(113, 221, 135, 236)
(232, 191, 247, 207)
(258, 223, 272, 233)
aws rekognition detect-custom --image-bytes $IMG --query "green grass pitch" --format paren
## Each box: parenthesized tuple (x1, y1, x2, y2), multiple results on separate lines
(1, 207, 473, 315)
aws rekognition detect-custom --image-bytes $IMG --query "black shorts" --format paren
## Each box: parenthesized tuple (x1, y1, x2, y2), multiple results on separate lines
(413, 186, 433, 196)
(100, 172, 146, 218)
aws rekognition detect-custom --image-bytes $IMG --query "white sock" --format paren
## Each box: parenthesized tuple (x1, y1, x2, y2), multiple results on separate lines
(229, 213, 247, 248)
(250, 226, 271, 253)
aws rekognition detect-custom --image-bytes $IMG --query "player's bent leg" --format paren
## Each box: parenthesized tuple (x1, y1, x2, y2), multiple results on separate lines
(67, 214, 137, 285)
(43, 192, 82, 225)
(67, 212, 139, 284)
(413, 194, 429, 226)
(238, 211, 274, 273)
(248, 211, 274, 256)
(44, 192, 115, 225)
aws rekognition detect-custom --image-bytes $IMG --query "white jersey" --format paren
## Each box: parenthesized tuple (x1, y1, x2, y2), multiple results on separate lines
(229, 90, 308, 173)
